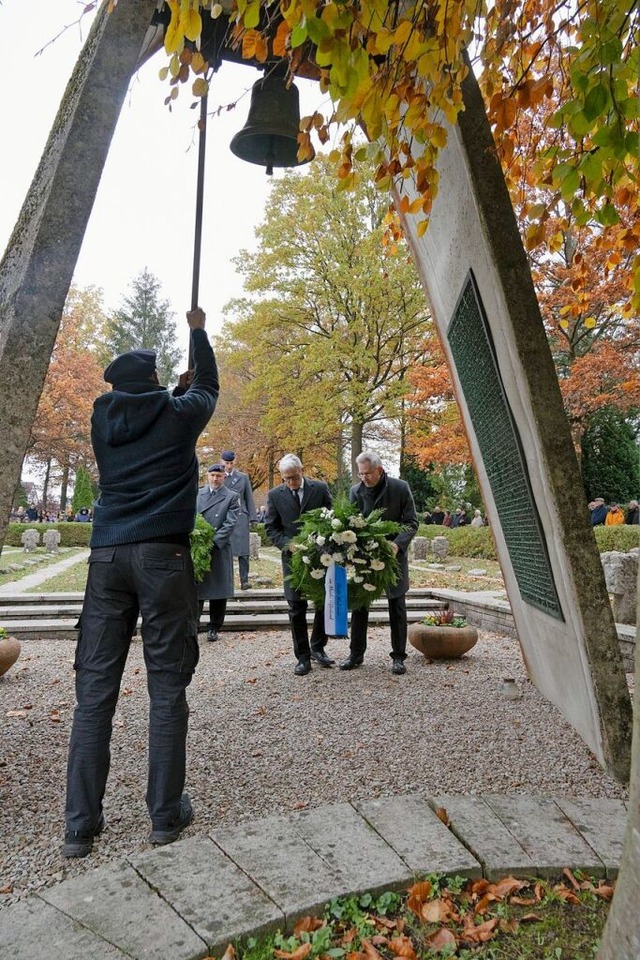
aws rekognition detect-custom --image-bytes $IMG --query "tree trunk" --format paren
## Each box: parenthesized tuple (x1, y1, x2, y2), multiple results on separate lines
(60, 463, 69, 512)
(41, 458, 52, 514)
(597, 653, 640, 959)
(350, 421, 364, 480)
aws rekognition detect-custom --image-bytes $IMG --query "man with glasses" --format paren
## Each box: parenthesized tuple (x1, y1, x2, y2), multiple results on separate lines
(264, 454, 334, 675)
(341, 451, 418, 675)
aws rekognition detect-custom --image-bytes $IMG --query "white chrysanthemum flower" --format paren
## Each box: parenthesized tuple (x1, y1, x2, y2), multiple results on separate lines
(331, 552, 344, 562)
(331, 518, 342, 529)
(353, 557, 367, 565)
(353, 575, 364, 583)
(302, 555, 311, 564)
(310, 569, 325, 579)
(341, 529, 357, 543)
(366, 540, 377, 550)
(331, 532, 345, 544)
(363, 583, 377, 591)
(316, 535, 326, 546)
(351, 515, 366, 528)
(320, 507, 333, 518)
(320, 553, 333, 567)
(370, 559, 385, 571)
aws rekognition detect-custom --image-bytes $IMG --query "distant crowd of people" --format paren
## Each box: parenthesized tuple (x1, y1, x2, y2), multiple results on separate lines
(422, 505, 488, 528)
(589, 498, 638, 525)
(11, 505, 93, 523)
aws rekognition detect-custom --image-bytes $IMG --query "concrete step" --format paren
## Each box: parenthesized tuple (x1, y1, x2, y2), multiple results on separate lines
(0, 596, 443, 620)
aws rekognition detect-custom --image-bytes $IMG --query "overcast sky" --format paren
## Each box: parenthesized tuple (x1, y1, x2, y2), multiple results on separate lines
(1, 0, 328, 361)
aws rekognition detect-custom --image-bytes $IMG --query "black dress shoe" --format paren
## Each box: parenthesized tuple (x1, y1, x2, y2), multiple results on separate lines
(240, 581, 250, 590)
(340, 655, 364, 671)
(294, 659, 312, 676)
(207, 628, 219, 642)
(392, 658, 407, 675)
(310, 650, 335, 667)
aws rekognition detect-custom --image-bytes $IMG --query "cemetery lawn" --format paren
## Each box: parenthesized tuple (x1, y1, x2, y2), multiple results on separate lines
(241, 875, 612, 960)
(11, 547, 506, 594)
(0, 546, 82, 589)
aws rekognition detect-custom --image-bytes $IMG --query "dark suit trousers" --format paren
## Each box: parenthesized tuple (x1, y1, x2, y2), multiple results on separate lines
(350, 594, 407, 661)
(289, 597, 327, 661)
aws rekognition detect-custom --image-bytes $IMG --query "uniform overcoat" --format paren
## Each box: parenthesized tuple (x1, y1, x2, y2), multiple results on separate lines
(196, 484, 240, 600)
(223, 469, 257, 557)
(349, 475, 418, 598)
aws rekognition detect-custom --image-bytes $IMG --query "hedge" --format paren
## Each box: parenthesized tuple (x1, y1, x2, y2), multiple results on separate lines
(4, 522, 92, 548)
(418, 522, 639, 559)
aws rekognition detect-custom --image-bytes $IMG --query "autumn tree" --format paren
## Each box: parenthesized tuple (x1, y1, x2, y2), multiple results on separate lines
(222, 156, 430, 478)
(103, 268, 182, 386)
(29, 285, 106, 510)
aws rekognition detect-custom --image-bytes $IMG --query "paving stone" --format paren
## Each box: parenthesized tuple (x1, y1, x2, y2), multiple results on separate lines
(289, 802, 412, 896)
(356, 795, 481, 878)
(555, 797, 628, 878)
(40, 861, 207, 960)
(432, 794, 535, 879)
(483, 795, 605, 877)
(0, 895, 128, 960)
(131, 835, 284, 952)
(211, 813, 345, 924)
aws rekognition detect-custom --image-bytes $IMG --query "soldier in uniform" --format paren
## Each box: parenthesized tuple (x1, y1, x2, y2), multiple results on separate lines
(196, 464, 240, 642)
(220, 450, 257, 589)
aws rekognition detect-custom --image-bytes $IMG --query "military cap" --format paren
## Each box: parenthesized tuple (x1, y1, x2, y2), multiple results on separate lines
(220, 450, 236, 461)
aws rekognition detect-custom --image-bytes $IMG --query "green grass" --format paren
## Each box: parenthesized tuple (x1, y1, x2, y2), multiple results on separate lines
(235, 874, 612, 960)
(0, 547, 82, 589)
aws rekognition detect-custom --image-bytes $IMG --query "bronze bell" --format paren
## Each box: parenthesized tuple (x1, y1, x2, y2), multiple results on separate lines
(230, 71, 314, 175)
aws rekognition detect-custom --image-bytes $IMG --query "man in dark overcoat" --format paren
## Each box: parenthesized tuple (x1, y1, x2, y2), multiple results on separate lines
(197, 464, 241, 642)
(341, 450, 418, 675)
(264, 453, 334, 676)
(221, 450, 257, 589)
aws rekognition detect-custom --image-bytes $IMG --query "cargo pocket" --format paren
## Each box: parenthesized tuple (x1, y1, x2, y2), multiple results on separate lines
(179, 620, 200, 675)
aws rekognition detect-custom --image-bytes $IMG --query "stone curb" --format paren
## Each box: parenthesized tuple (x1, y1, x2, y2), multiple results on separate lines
(0, 793, 627, 960)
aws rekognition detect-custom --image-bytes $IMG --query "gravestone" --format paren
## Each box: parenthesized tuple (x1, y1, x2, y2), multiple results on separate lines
(21, 529, 40, 553)
(432, 536, 449, 560)
(43, 529, 62, 554)
(412, 536, 430, 560)
(601, 552, 638, 626)
(249, 532, 261, 560)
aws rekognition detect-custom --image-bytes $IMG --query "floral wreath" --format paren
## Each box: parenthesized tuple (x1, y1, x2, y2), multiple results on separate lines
(288, 498, 402, 610)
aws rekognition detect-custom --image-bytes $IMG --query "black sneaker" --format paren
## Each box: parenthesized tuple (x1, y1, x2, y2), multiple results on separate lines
(207, 628, 218, 642)
(149, 793, 194, 846)
(392, 658, 407, 675)
(63, 812, 106, 858)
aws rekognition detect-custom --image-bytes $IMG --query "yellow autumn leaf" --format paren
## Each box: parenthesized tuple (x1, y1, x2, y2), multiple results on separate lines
(191, 51, 206, 73)
(559, 304, 572, 316)
(164, 1, 184, 54)
(181, 6, 202, 42)
(393, 20, 413, 48)
(242, 29, 261, 60)
(192, 77, 209, 97)
(416, 218, 429, 237)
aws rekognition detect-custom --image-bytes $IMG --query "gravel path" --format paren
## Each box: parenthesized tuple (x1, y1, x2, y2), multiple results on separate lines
(0, 628, 631, 908)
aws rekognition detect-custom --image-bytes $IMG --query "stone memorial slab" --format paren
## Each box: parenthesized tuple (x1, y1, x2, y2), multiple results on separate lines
(43, 529, 61, 553)
(483, 795, 605, 877)
(249, 531, 261, 559)
(396, 58, 632, 779)
(555, 797, 627, 878)
(211, 813, 343, 923)
(412, 536, 430, 560)
(432, 794, 536, 879)
(40, 861, 207, 960)
(431, 536, 449, 559)
(355, 794, 481, 878)
(21, 529, 40, 552)
(0, 895, 127, 960)
(131, 835, 284, 952)
(601, 551, 637, 625)
(289, 802, 411, 895)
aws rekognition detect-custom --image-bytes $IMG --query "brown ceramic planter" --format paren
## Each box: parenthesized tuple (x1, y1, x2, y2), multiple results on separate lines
(0, 635, 21, 677)
(409, 623, 478, 659)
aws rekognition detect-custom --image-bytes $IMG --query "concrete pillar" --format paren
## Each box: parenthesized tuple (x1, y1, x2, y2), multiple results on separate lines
(0, 0, 156, 549)
(396, 59, 632, 781)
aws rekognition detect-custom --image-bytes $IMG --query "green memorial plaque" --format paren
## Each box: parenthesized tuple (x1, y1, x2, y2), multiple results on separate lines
(447, 272, 563, 619)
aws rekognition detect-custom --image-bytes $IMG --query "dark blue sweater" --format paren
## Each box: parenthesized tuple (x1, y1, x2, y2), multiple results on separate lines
(90, 328, 219, 547)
